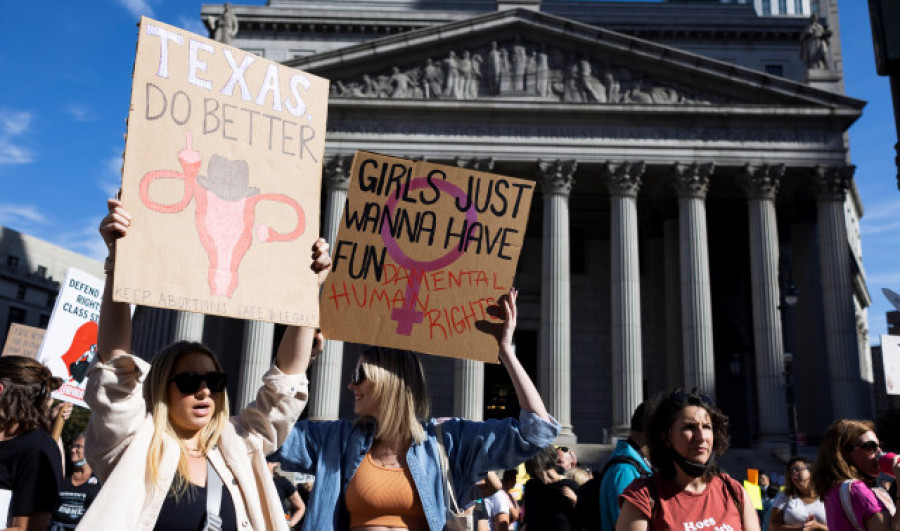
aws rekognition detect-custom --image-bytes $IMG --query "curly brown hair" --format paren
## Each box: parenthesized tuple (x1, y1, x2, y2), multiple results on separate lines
(0, 355, 63, 435)
(813, 419, 876, 498)
(647, 389, 731, 482)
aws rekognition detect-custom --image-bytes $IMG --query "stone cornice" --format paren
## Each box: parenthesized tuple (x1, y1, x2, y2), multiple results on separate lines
(537, 159, 577, 196)
(206, 3, 808, 44)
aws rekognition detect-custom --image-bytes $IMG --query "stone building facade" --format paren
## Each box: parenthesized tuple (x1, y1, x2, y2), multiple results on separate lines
(0, 226, 104, 348)
(157, 0, 872, 448)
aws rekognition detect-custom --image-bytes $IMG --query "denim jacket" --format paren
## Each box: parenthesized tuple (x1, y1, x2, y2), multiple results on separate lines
(277, 409, 560, 531)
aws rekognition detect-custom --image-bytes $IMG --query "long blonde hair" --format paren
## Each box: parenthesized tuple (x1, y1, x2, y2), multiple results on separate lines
(813, 419, 876, 498)
(144, 341, 229, 498)
(357, 347, 429, 446)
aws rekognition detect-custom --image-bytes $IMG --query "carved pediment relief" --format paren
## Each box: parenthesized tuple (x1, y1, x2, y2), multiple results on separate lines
(288, 9, 863, 111)
(330, 36, 727, 105)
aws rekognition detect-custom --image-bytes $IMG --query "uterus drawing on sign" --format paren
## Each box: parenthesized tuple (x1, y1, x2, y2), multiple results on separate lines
(140, 132, 306, 298)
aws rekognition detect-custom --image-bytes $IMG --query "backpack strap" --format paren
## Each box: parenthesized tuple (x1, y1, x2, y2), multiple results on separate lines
(600, 454, 651, 480)
(203, 459, 224, 531)
(840, 479, 866, 531)
(647, 475, 661, 524)
(718, 473, 744, 516)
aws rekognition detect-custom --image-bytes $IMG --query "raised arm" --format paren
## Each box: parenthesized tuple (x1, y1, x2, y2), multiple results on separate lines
(97, 198, 133, 364)
(497, 288, 550, 421)
(274, 238, 330, 376)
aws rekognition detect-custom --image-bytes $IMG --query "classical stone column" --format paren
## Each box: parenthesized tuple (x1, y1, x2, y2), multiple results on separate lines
(453, 359, 484, 420)
(235, 321, 274, 411)
(536, 159, 576, 439)
(663, 214, 683, 389)
(739, 164, 789, 442)
(602, 161, 645, 434)
(672, 162, 716, 395)
(814, 165, 869, 419)
(173, 312, 204, 342)
(308, 155, 351, 421)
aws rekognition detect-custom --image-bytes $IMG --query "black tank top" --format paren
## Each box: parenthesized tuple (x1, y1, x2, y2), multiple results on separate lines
(154, 473, 238, 531)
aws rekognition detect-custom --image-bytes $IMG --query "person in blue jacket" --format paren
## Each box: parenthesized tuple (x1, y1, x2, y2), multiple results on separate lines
(276, 288, 560, 531)
(598, 400, 653, 531)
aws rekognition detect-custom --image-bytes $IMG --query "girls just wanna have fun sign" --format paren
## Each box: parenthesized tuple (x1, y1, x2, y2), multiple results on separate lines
(113, 17, 329, 326)
(320, 152, 534, 362)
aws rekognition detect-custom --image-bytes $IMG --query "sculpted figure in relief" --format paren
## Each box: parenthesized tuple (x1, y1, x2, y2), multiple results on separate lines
(423, 58, 443, 99)
(578, 59, 606, 103)
(458, 51, 475, 99)
(444, 51, 461, 99)
(389, 66, 414, 98)
(535, 46, 550, 97)
(486, 41, 504, 95)
(562, 63, 584, 102)
(208, 2, 239, 45)
(800, 14, 831, 69)
(511, 37, 528, 91)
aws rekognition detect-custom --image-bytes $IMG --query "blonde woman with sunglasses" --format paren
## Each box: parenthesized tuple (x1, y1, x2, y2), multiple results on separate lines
(77, 199, 331, 530)
(814, 419, 899, 531)
(275, 288, 561, 531)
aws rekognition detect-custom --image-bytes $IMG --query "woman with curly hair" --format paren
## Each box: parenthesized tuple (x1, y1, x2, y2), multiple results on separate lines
(617, 390, 759, 530)
(77, 198, 331, 530)
(0, 355, 64, 530)
(769, 456, 827, 531)
(813, 419, 899, 531)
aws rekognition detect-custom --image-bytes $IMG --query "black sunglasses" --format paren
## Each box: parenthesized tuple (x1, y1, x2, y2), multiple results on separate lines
(669, 391, 714, 405)
(350, 364, 367, 386)
(169, 371, 228, 394)
(856, 440, 881, 452)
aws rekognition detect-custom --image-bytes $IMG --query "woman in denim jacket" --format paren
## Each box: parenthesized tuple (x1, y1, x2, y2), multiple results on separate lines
(277, 288, 560, 531)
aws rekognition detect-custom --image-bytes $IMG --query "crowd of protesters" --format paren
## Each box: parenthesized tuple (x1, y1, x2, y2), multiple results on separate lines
(1, 198, 898, 531)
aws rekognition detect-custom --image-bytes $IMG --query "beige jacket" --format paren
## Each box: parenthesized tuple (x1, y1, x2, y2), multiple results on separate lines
(77, 354, 308, 530)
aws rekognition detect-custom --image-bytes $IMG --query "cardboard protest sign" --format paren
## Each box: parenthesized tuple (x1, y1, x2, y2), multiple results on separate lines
(320, 152, 534, 362)
(1, 323, 45, 358)
(114, 17, 329, 326)
(36, 268, 104, 407)
(743, 480, 764, 511)
(882, 335, 900, 395)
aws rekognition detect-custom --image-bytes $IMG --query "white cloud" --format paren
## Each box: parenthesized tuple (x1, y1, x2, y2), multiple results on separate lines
(64, 104, 95, 123)
(98, 153, 124, 198)
(178, 16, 207, 36)
(861, 218, 900, 236)
(1, 111, 30, 136)
(116, 0, 154, 19)
(0, 204, 48, 227)
(866, 271, 900, 286)
(0, 143, 33, 165)
(58, 219, 109, 261)
(0, 108, 34, 165)
(861, 197, 900, 221)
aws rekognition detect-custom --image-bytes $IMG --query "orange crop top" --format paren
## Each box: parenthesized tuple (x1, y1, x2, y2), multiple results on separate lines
(345, 452, 428, 530)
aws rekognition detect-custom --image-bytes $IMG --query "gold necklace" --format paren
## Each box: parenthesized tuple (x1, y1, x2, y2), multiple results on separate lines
(372, 445, 402, 468)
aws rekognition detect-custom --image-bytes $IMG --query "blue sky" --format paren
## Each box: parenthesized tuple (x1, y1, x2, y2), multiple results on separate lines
(0, 1, 897, 342)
